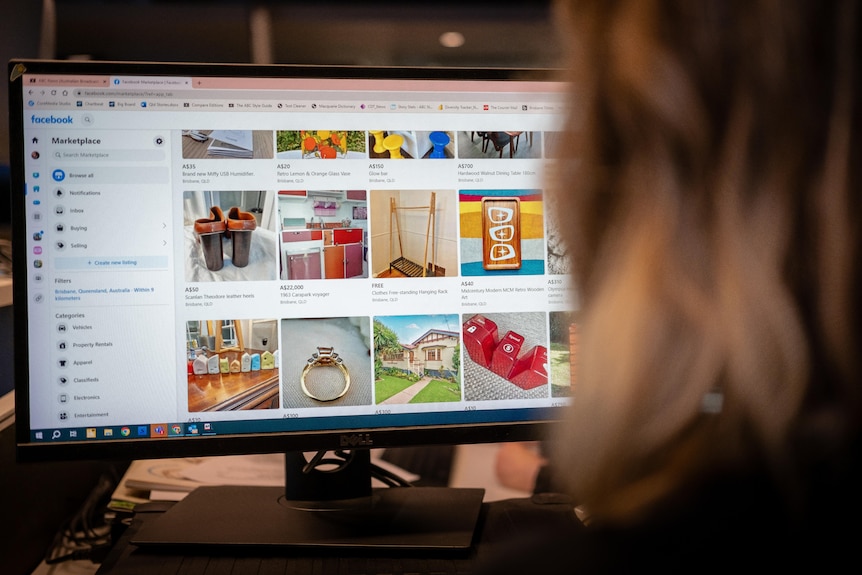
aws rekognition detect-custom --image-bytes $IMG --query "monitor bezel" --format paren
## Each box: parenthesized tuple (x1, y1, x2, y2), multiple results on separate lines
(9, 59, 568, 463)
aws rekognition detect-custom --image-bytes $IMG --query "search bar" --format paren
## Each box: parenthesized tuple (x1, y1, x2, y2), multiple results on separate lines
(53, 149, 165, 162)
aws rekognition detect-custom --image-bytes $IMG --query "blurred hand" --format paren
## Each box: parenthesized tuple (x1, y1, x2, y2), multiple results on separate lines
(495, 442, 548, 493)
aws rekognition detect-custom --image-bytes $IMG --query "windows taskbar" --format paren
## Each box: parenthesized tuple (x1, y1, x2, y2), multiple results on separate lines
(31, 421, 213, 442)
(28, 406, 559, 443)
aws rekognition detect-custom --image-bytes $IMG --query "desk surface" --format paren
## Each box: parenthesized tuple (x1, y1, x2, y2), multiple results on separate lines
(27, 444, 538, 575)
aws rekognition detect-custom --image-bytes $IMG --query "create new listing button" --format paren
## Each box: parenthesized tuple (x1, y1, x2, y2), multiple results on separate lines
(54, 256, 169, 270)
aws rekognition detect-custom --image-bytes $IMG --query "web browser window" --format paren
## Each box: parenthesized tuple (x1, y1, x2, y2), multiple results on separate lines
(18, 69, 576, 443)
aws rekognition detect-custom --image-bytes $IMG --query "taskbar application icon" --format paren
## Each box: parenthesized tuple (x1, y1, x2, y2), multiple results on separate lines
(165, 422, 213, 437)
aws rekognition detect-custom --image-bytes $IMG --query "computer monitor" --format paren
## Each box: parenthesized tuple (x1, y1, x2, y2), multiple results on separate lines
(9, 59, 576, 549)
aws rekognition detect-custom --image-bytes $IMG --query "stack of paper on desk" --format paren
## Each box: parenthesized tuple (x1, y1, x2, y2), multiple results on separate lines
(109, 452, 417, 512)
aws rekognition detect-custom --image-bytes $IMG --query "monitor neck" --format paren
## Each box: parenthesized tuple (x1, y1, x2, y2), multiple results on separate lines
(284, 449, 372, 505)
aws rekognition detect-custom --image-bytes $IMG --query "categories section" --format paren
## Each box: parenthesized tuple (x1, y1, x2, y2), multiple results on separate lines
(41, 306, 176, 431)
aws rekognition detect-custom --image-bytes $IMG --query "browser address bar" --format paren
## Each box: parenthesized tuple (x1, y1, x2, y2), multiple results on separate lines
(75, 90, 175, 98)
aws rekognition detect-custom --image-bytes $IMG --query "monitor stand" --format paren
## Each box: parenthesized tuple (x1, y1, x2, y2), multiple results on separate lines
(131, 449, 486, 551)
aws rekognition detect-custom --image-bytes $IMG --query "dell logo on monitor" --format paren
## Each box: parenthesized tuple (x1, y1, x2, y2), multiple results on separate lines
(339, 433, 373, 447)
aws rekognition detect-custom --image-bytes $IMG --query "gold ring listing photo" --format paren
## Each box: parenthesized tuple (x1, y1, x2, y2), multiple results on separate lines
(281, 317, 373, 408)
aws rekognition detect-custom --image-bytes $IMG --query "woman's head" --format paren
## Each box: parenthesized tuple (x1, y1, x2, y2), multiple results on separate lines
(553, 0, 861, 520)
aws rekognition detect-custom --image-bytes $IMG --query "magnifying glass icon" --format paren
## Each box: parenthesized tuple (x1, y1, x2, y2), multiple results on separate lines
(51, 430, 61, 439)
(54, 152, 61, 159)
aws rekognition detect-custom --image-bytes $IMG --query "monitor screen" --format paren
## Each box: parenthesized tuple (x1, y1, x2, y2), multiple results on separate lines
(9, 60, 576, 470)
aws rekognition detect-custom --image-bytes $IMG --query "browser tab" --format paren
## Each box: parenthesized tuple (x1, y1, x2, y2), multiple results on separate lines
(108, 76, 192, 88)
(25, 74, 110, 87)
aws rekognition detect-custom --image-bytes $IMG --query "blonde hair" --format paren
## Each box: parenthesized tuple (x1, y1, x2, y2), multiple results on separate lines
(553, 0, 861, 521)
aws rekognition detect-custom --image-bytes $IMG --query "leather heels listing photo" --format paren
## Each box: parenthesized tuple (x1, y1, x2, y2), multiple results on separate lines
(194, 205, 257, 271)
